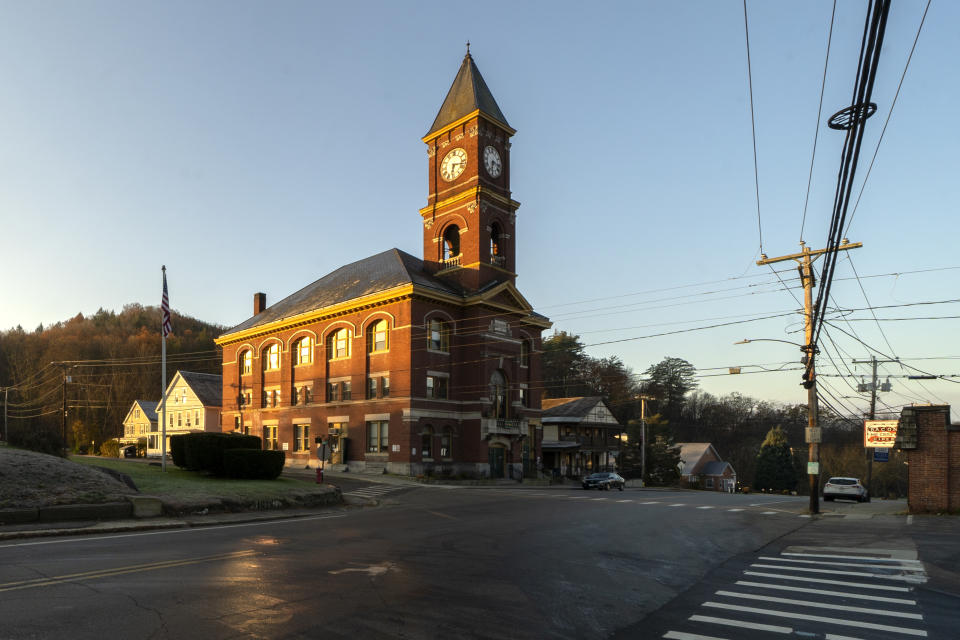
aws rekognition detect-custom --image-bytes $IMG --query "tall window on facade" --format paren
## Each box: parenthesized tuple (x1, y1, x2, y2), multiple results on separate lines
(263, 343, 280, 371)
(490, 370, 508, 419)
(490, 222, 505, 266)
(519, 340, 530, 368)
(241, 350, 252, 375)
(294, 424, 310, 452)
(440, 428, 452, 458)
(367, 320, 388, 353)
(295, 337, 313, 365)
(366, 420, 389, 453)
(426, 375, 448, 400)
(421, 427, 433, 458)
(327, 381, 350, 402)
(263, 425, 278, 451)
(442, 225, 460, 261)
(427, 318, 449, 352)
(327, 328, 352, 359)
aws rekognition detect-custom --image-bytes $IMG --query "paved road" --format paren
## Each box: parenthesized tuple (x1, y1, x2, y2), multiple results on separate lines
(0, 486, 954, 639)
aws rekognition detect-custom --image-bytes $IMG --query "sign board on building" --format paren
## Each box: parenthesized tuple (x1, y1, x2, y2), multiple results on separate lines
(282, 442, 289, 451)
(807, 461, 819, 475)
(864, 419, 898, 448)
(874, 449, 889, 462)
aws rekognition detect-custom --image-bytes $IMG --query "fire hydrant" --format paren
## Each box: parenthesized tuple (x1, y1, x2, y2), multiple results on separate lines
(316, 466, 323, 484)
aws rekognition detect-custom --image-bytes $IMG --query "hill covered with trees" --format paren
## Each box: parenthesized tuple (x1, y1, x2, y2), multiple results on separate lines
(0, 304, 224, 454)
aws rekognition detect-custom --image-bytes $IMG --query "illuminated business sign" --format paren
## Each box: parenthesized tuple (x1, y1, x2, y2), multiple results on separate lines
(864, 419, 899, 448)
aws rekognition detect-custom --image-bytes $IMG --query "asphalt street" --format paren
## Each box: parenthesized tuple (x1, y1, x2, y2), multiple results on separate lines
(0, 485, 955, 639)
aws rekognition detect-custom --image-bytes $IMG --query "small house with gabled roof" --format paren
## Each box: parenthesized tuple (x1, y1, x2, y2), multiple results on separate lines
(677, 442, 737, 492)
(121, 400, 158, 448)
(540, 397, 623, 478)
(150, 370, 222, 456)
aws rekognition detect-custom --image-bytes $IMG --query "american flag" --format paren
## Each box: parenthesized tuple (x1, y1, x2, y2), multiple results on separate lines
(161, 267, 172, 337)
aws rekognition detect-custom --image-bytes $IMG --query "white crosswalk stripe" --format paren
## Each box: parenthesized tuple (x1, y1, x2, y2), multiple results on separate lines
(343, 484, 409, 498)
(662, 546, 929, 640)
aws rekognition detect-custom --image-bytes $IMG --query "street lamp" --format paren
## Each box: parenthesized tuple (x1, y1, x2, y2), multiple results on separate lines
(736, 337, 821, 515)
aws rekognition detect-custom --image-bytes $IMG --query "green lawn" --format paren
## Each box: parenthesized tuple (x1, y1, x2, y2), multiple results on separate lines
(71, 456, 321, 502)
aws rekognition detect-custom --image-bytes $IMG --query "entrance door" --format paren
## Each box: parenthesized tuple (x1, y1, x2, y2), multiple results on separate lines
(488, 446, 505, 478)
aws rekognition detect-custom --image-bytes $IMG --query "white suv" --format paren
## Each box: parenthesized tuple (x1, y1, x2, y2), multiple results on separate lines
(823, 477, 868, 502)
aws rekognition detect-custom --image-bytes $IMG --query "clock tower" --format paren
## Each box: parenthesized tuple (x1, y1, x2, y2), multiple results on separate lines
(421, 49, 519, 292)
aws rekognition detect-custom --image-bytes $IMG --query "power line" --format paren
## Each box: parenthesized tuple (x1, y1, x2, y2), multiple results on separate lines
(743, 0, 763, 252)
(844, 0, 932, 237)
(800, 0, 837, 241)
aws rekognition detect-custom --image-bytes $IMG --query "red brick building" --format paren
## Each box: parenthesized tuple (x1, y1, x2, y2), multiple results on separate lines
(897, 405, 959, 513)
(214, 51, 550, 478)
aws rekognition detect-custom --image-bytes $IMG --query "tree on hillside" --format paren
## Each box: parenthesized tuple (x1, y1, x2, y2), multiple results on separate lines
(541, 331, 590, 399)
(0, 305, 225, 454)
(642, 357, 697, 424)
(754, 426, 797, 492)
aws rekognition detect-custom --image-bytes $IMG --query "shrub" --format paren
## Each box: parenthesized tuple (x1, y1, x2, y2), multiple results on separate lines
(100, 440, 120, 458)
(182, 432, 262, 475)
(136, 437, 147, 457)
(223, 449, 286, 480)
(170, 434, 187, 468)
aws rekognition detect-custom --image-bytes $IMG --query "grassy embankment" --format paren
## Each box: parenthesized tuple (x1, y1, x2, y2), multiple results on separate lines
(72, 456, 325, 506)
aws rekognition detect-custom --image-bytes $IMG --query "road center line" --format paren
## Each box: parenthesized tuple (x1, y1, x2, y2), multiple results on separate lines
(714, 590, 923, 619)
(701, 602, 928, 637)
(669, 504, 686, 507)
(0, 550, 256, 593)
(726, 508, 743, 512)
(696, 506, 714, 510)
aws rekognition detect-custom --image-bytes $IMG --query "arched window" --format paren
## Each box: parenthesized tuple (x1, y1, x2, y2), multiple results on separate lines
(490, 370, 508, 419)
(490, 222, 504, 266)
(263, 344, 280, 371)
(427, 318, 449, 352)
(240, 350, 252, 375)
(367, 320, 388, 353)
(327, 328, 352, 360)
(294, 337, 312, 366)
(442, 225, 460, 261)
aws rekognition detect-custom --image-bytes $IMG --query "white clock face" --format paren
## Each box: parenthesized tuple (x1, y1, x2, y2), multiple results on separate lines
(483, 146, 502, 178)
(440, 148, 468, 181)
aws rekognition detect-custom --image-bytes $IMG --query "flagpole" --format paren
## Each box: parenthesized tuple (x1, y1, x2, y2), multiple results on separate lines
(161, 265, 168, 472)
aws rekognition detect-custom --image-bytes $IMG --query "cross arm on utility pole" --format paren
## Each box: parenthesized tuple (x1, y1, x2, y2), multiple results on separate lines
(753, 240, 862, 515)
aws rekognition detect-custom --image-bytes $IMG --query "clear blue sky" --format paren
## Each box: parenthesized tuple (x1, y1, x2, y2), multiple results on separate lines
(2, 1, 957, 415)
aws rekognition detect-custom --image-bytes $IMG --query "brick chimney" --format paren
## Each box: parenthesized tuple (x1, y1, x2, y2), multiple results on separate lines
(253, 292, 266, 316)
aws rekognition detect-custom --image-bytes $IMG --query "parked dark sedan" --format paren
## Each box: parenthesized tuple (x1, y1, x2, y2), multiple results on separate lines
(582, 472, 625, 491)
(120, 445, 137, 458)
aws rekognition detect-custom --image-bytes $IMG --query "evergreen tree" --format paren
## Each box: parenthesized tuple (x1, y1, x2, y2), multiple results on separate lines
(754, 426, 797, 492)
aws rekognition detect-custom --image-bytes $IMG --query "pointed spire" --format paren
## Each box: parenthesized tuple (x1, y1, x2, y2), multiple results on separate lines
(425, 49, 510, 138)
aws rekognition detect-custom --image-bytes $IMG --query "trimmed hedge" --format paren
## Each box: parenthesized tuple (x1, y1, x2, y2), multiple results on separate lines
(170, 434, 188, 468)
(182, 432, 263, 475)
(100, 440, 120, 458)
(223, 448, 286, 480)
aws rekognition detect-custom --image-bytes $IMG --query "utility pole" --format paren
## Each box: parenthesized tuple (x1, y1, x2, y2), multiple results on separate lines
(853, 355, 895, 502)
(60, 363, 68, 456)
(758, 239, 861, 514)
(2, 386, 7, 442)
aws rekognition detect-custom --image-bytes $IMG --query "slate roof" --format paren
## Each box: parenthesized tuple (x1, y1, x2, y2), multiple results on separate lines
(223, 249, 465, 336)
(178, 371, 223, 408)
(542, 397, 601, 418)
(425, 52, 510, 137)
(134, 400, 159, 422)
